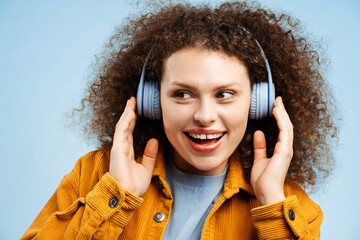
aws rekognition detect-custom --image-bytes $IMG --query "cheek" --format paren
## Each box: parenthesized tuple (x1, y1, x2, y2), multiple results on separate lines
(226, 111, 248, 132)
(161, 102, 188, 138)
(160, 89, 193, 131)
(222, 101, 250, 138)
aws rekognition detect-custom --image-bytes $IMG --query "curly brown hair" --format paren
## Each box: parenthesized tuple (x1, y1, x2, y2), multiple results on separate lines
(72, 1, 338, 192)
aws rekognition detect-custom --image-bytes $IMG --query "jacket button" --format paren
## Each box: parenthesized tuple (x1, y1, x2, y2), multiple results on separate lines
(288, 209, 295, 221)
(109, 197, 119, 208)
(154, 212, 165, 222)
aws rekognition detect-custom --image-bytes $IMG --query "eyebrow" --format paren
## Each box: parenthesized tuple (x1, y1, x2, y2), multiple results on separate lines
(171, 81, 243, 90)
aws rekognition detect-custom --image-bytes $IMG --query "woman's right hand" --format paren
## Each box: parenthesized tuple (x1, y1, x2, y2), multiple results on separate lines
(109, 97, 159, 197)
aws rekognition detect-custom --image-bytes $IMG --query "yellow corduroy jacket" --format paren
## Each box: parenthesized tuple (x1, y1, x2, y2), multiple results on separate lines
(22, 149, 322, 240)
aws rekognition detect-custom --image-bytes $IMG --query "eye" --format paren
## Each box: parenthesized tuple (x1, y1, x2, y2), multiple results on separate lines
(216, 90, 235, 99)
(172, 90, 193, 100)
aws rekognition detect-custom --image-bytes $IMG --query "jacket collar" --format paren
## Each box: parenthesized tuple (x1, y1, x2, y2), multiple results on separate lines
(223, 152, 255, 197)
(151, 145, 255, 197)
(152, 144, 167, 179)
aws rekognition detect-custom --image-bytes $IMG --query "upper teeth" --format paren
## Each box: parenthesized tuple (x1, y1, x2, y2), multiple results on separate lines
(188, 133, 224, 140)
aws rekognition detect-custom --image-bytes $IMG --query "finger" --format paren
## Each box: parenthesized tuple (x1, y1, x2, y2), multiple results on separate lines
(113, 107, 136, 147)
(251, 131, 269, 187)
(253, 130, 267, 161)
(126, 115, 137, 148)
(126, 101, 138, 143)
(279, 98, 293, 140)
(272, 109, 289, 155)
(128, 108, 138, 133)
(116, 110, 136, 137)
(120, 97, 137, 128)
(273, 104, 290, 138)
(126, 99, 138, 146)
(129, 96, 136, 107)
(121, 97, 137, 133)
(272, 101, 293, 158)
(141, 138, 159, 174)
(275, 97, 293, 133)
(273, 98, 287, 126)
(117, 98, 133, 124)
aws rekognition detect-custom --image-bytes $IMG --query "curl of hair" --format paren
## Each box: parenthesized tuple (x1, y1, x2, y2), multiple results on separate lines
(72, 1, 338, 192)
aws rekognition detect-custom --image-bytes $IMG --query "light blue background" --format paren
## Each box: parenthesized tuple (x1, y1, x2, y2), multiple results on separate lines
(1, 0, 359, 239)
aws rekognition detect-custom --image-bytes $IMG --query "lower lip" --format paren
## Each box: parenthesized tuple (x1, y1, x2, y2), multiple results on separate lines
(185, 133, 226, 152)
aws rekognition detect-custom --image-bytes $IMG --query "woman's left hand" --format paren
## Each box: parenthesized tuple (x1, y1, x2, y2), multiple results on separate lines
(250, 96, 294, 206)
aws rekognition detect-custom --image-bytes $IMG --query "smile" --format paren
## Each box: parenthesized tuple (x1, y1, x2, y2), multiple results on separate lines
(188, 132, 224, 140)
(184, 130, 227, 152)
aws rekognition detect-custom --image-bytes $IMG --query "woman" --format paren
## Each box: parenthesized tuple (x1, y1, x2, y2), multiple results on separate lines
(22, 1, 337, 239)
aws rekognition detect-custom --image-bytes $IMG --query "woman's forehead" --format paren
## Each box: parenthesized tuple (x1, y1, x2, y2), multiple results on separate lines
(161, 48, 250, 88)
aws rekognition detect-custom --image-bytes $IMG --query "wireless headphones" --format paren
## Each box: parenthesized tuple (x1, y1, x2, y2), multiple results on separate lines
(137, 30, 275, 120)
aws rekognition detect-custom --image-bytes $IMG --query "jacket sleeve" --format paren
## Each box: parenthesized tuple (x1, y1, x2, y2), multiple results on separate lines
(21, 151, 143, 240)
(250, 195, 323, 240)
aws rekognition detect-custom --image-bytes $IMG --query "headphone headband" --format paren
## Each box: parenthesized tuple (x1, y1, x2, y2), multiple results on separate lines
(137, 27, 275, 120)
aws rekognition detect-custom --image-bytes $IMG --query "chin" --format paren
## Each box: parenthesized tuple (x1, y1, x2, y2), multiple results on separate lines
(176, 152, 230, 176)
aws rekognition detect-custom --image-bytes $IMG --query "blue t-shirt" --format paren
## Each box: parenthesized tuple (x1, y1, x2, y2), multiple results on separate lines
(163, 159, 228, 240)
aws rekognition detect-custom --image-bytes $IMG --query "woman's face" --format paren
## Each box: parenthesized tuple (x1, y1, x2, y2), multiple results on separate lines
(160, 48, 251, 176)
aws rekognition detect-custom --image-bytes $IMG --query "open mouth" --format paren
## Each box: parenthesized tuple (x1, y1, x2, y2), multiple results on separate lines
(185, 132, 226, 145)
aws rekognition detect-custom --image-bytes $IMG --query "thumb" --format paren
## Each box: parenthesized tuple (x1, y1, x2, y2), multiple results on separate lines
(253, 130, 267, 161)
(142, 138, 159, 173)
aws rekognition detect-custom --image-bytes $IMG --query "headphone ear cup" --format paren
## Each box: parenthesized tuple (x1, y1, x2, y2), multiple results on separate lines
(143, 81, 151, 118)
(143, 80, 162, 119)
(268, 82, 275, 117)
(136, 62, 162, 119)
(249, 83, 259, 120)
(258, 82, 269, 119)
(250, 82, 272, 120)
(137, 65, 146, 117)
(152, 81, 162, 119)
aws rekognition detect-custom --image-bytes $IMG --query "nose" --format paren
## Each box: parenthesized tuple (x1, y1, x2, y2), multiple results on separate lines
(193, 99, 217, 127)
